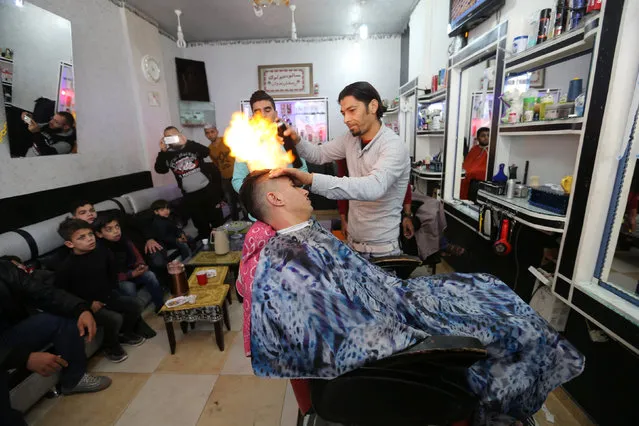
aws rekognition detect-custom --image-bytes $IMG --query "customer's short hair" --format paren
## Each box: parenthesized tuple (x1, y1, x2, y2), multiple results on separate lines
(92, 212, 120, 233)
(477, 127, 490, 137)
(338, 81, 386, 120)
(57, 111, 75, 128)
(58, 218, 92, 241)
(69, 200, 93, 216)
(150, 199, 170, 212)
(164, 126, 179, 133)
(249, 90, 275, 111)
(239, 170, 272, 222)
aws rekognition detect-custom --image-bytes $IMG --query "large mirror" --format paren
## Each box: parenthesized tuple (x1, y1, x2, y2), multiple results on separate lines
(597, 77, 639, 305)
(0, 1, 77, 157)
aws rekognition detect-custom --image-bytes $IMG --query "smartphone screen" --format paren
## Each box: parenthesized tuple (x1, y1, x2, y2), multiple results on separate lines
(164, 135, 180, 145)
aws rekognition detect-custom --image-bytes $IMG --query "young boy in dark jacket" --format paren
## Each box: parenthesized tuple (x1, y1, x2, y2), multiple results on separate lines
(149, 199, 192, 259)
(55, 219, 154, 363)
(93, 214, 165, 312)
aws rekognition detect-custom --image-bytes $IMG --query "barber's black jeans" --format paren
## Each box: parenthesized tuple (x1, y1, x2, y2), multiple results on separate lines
(221, 178, 240, 220)
(184, 184, 223, 239)
(0, 313, 87, 423)
(93, 293, 142, 350)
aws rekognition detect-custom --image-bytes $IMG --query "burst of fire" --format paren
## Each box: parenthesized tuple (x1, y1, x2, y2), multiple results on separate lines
(223, 112, 294, 172)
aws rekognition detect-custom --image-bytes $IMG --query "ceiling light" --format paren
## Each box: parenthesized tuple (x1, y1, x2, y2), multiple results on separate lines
(359, 24, 368, 40)
(174, 10, 186, 48)
(290, 5, 298, 40)
(15, 0, 24, 7)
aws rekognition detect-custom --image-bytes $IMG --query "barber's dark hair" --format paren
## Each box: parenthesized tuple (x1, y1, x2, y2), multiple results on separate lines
(58, 218, 93, 241)
(239, 169, 271, 222)
(338, 81, 386, 120)
(249, 90, 276, 111)
(0, 255, 22, 264)
(92, 212, 120, 233)
(57, 111, 75, 128)
(164, 126, 179, 133)
(69, 200, 94, 216)
(477, 127, 490, 137)
(151, 199, 170, 212)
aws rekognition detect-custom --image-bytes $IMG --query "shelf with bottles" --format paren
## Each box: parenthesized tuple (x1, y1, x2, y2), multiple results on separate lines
(0, 56, 13, 65)
(505, 13, 600, 75)
(418, 89, 446, 104)
(416, 98, 446, 134)
(417, 130, 444, 136)
(499, 117, 583, 136)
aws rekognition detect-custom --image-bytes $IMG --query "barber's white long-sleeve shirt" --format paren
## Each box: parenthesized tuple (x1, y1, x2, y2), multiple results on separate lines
(296, 125, 410, 245)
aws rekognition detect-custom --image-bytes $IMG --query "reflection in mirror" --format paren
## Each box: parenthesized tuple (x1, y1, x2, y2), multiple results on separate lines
(612, 161, 639, 298)
(0, 1, 77, 157)
(454, 59, 494, 201)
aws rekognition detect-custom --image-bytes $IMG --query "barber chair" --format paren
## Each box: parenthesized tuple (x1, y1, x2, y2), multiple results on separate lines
(297, 335, 487, 426)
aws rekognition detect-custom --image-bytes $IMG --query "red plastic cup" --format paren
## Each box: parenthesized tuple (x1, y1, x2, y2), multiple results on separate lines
(196, 271, 207, 285)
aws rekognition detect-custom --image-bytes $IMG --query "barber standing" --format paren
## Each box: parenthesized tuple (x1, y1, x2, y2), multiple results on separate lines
(271, 81, 411, 259)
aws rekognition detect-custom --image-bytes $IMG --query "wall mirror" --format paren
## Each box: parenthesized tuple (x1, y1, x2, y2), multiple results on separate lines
(596, 75, 639, 306)
(0, 1, 76, 158)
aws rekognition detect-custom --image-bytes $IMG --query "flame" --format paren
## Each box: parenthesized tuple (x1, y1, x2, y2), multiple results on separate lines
(223, 112, 294, 172)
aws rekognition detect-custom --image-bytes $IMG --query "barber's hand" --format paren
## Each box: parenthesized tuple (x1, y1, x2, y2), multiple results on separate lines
(269, 168, 313, 186)
(26, 352, 68, 377)
(91, 301, 105, 313)
(402, 217, 415, 239)
(145, 239, 163, 254)
(340, 215, 348, 238)
(160, 138, 168, 152)
(77, 311, 97, 342)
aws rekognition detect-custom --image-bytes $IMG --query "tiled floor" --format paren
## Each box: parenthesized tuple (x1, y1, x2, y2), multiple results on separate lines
(24, 262, 595, 426)
(609, 248, 639, 294)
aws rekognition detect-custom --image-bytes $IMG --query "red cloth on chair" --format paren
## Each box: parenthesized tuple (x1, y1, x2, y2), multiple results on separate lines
(290, 379, 313, 415)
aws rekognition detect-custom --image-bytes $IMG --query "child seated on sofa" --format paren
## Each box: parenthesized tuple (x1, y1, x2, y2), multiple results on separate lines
(55, 218, 155, 363)
(93, 213, 165, 313)
(149, 199, 192, 259)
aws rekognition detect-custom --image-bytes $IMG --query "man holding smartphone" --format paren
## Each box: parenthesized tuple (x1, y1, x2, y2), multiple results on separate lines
(21, 111, 76, 156)
(154, 126, 223, 239)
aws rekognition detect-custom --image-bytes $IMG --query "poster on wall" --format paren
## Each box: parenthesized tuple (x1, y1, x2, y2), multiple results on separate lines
(258, 63, 313, 98)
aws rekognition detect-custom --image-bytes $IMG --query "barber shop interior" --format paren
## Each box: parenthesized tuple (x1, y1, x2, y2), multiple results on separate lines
(1, 0, 638, 425)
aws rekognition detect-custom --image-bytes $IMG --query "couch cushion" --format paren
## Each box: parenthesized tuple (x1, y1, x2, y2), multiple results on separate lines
(123, 185, 182, 214)
(0, 231, 33, 261)
(18, 214, 68, 260)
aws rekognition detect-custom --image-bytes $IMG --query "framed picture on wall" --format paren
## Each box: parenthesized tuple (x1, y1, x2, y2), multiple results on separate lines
(529, 69, 546, 88)
(258, 63, 313, 97)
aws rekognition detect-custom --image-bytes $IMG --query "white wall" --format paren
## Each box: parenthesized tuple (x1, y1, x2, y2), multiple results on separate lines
(0, 2, 72, 110)
(408, 0, 450, 88)
(0, 0, 147, 199)
(123, 9, 174, 187)
(169, 37, 401, 142)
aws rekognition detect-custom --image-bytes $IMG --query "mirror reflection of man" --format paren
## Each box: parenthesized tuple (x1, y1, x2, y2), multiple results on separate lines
(460, 127, 490, 200)
(231, 90, 309, 195)
(21, 111, 77, 157)
(155, 126, 223, 239)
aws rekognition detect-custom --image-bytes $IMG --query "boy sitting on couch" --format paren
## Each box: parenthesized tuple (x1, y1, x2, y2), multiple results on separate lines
(93, 213, 165, 313)
(55, 218, 155, 363)
(149, 199, 192, 259)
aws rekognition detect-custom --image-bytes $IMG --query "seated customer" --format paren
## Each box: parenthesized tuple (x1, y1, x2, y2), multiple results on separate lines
(149, 199, 192, 259)
(93, 214, 165, 312)
(0, 257, 111, 426)
(239, 170, 585, 424)
(55, 219, 154, 364)
(70, 200, 167, 273)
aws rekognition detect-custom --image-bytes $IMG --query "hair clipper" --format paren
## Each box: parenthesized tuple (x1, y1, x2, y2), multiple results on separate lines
(277, 121, 303, 169)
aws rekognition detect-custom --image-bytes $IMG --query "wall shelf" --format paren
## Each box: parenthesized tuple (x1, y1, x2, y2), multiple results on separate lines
(476, 189, 567, 233)
(0, 57, 13, 65)
(385, 106, 399, 114)
(499, 118, 584, 136)
(418, 89, 446, 103)
(417, 130, 444, 136)
(505, 14, 599, 75)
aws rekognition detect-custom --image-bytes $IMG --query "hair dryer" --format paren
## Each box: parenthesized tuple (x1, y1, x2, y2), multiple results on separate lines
(493, 218, 512, 256)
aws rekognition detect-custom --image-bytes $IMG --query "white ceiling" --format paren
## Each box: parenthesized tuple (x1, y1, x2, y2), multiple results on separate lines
(124, 0, 418, 42)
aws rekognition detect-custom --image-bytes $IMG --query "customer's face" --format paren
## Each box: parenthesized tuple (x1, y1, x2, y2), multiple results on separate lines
(97, 220, 122, 242)
(66, 228, 96, 253)
(272, 177, 312, 219)
(74, 204, 97, 224)
(340, 96, 377, 137)
(204, 127, 219, 142)
(252, 100, 278, 122)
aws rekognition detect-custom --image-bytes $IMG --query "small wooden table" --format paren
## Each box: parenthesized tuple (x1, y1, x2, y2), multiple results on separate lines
(187, 250, 242, 302)
(160, 266, 231, 354)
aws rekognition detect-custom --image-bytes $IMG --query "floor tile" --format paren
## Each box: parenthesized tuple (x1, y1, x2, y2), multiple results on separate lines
(143, 313, 166, 331)
(35, 373, 149, 426)
(155, 330, 234, 374)
(533, 389, 596, 426)
(221, 331, 253, 375)
(196, 375, 286, 426)
(280, 382, 299, 426)
(611, 250, 639, 273)
(227, 300, 244, 332)
(115, 373, 216, 426)
(24, 394, 59, 426)
(88, 330, 182, 374)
